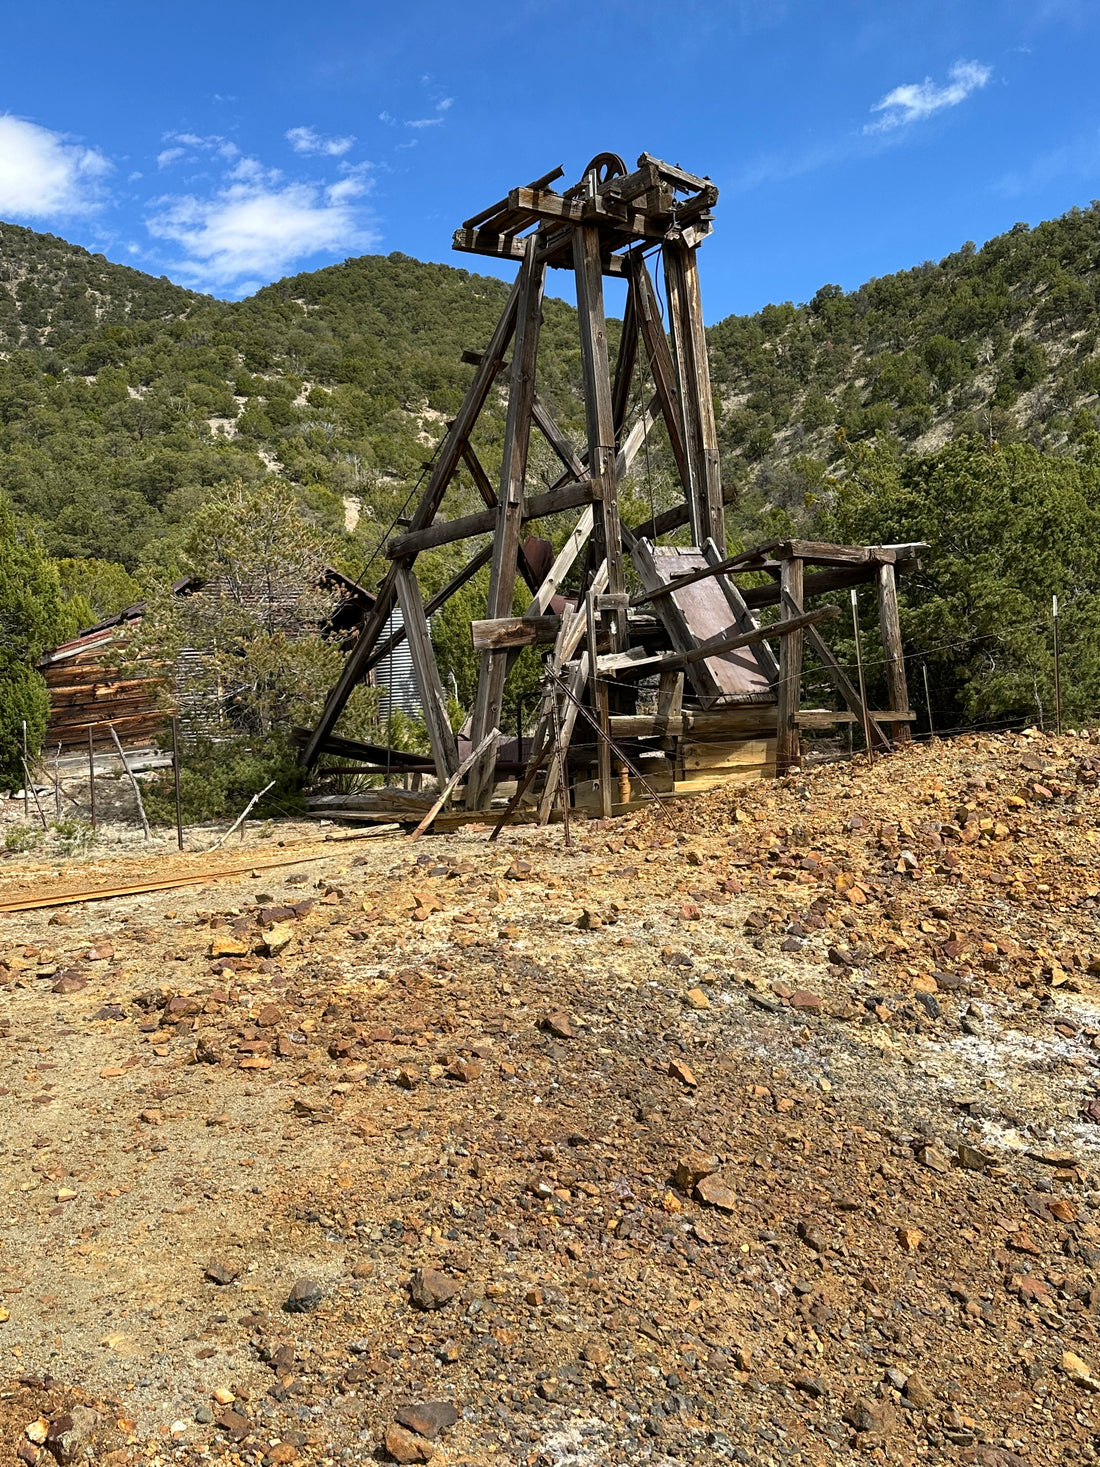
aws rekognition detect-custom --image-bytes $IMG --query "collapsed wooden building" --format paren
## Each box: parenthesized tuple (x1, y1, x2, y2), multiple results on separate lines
(301, 152, 919, 824)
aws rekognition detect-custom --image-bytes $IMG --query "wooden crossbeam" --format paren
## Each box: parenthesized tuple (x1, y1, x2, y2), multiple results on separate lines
(598, 604, 839, 680)
(299, 271, 525, 768)
(466, 237, 546, 809)
(781, 589, 892, 753)
(630, 254, 691, 500)
(394, 563, 459, 783)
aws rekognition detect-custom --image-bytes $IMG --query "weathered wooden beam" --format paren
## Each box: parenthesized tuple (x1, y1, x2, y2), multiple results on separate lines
(770, 541, 897, 566)
(363, 544, 492, 675)
(393, 563, 459, 783)
(781, 589, 892, 753)
(741, 561, 887, 609)
(630, 254, 691, 500)
(598, 604, 838, 679)
(610, 279, 638, 439)
(470, 615, 561, 651)
(387, 480, 596, 559)
(587, 590, 613, 818)
(525, 507, 593, 617)
(532, 397, 587, 481)
(451, 230, 529, 262)
(875, 561, 913, 746)
(663, 241, 724, 547)
(467, 237, 546, 809)
(775, 559, 804, 775)
(300, 272, 525, 768)
(462, 166, 565, 229)
(573, 223, 625, 602)
(460, 442, 540, 595)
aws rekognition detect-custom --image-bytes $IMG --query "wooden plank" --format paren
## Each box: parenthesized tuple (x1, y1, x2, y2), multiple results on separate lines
(771, 541, 897, 566)
(573, 223, 625, 601)
(393, 563, 459, 784)
(630, 536, 722, 702)
(406, 726, 500, 838)
(536, 563, 607, 823)
(525, 507, 593, 617)
(630, 255, 691, 500)
(301, 271, 525, 768)
(587, 590, 613, 818)
(599, 604, 838, 679)
(451, 230, 529, 263)
(682, 738, 773, 771)
(462, 166, 564, 229)
(780, 588, 892, 752)
(461, 442, 540, 595)
(293, 729, 436, 769)
(701, 537, 780, 685)
(741, 561, 886, 610)
(467, 237, 546, 809)
(387, 481, 596, 559)
(363, 544, 492, 675)
(532, 397, 587, 481)
(775, 558, 804, 775)
(610, 279, 638, 438)
(876, 561, 913, 745)
(470, 615, 561, 651)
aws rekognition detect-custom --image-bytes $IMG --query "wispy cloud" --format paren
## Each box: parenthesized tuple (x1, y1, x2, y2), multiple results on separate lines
(0, 115, 110, 217)
(157, 132, 240, 166)
(379, 97, 454, 131)
(866, 60, 992, 134)
(145, 156, 378, 297)
(286, 125, 355, 157)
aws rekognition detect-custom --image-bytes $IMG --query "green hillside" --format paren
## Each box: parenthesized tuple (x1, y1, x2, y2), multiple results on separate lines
(711, 202, 1100, 527)
(0, 234, 591, 574)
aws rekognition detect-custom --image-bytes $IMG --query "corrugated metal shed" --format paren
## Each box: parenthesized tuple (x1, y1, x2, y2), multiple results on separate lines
(373, 606, 424, 717)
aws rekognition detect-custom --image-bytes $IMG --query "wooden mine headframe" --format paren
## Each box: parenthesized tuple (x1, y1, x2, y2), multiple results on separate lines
(301, 151, 919, 822)
(300, 151, 726, 806)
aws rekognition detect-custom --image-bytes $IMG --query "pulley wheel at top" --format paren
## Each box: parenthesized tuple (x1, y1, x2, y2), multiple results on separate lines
(582, 153, 627, 187)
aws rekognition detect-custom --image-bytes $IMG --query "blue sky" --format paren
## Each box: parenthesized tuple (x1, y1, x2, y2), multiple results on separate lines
(1, 0, 1098, 321)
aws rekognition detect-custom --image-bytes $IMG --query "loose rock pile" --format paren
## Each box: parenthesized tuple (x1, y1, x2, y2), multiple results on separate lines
(3, 730, 1100, 1464)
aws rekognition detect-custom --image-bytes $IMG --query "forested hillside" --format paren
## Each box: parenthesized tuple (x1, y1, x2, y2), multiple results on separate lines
(713, 201, 1100, 526)
(0, 236, 591, 576)
(6, 204, 1100, 756)
(4, 203, 1100, 573)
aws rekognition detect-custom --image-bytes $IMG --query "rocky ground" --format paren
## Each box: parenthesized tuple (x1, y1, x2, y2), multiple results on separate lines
(4, 730, 1100, 1466)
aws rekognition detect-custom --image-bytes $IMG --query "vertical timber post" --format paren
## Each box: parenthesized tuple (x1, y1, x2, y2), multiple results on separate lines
(87, 725, 97, 833)
(875, 560, 912, 745)
(663, 241, 725, 548)
(466, 236, 546, 809)
(573, 221, 625, 603)
(776, 557, 804, 776)
(171, 716, 184, 851)
(587, 589, 613, 818)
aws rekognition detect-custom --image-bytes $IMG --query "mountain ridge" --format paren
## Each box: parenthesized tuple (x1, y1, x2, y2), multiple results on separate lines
(2, 202, 1100, 568)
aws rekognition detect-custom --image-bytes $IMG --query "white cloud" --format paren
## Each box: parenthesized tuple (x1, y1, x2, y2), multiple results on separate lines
(867, 60, 992, 133)
(160, 132, 239, 162)
(145, 171, 379, 296)
(0, 114, 110, 217)
(286, 125, 355, 157)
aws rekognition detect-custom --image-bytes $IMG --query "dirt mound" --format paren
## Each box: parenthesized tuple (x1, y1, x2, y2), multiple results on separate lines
(3, 732, 1100, 1463)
